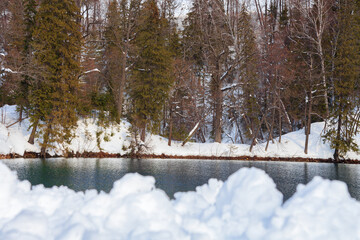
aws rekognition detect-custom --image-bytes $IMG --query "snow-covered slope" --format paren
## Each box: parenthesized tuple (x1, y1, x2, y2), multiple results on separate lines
(0, 104, 360, 159)
(145, 122, 337, 159)
(0, 161, 359, 239)
(0, 105, 133, 156)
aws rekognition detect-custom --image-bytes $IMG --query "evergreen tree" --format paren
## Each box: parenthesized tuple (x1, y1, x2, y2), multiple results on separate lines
(182, 0, 204, 67)
(182, 0, 232, 143)
(238, 4, 260, 140)
(129, 0, 173, 141)
(30, 0, 82, 156)
(324, 0, 360, 160)
(3, 0, 25, 106)
(18, 0, 37, 122)
(102, 0, 141, 122)
(1, 0, 37, 131)
(103, 0, 122, 121)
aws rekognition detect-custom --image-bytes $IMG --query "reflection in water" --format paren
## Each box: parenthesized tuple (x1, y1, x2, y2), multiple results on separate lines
(1, 158, 360, 201)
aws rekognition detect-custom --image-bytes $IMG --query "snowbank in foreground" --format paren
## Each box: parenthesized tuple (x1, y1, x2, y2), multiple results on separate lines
(0, 162, 359, 240)
(1, 104, 360, 159)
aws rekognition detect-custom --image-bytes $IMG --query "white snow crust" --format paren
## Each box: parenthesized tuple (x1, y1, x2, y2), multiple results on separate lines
(0, 161, 359, 239)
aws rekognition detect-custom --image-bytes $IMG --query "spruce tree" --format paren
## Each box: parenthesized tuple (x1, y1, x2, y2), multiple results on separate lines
(31, 0, 82, 156)
(102, 0, 141, 122)
(18, 0, 37, 122)
(3, 0, 25, 106)
(324, 0, 360, 160)
(238, 4, 260, 140)
(129, 0, 173, 141)
(103, 0, 122, 121)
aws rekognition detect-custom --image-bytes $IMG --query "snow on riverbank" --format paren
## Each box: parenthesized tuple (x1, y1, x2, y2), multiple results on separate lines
(146, 121, 337, 159)
(0, 105, 132, 156)
(0, 104, 360, 159)
(0, 161, 359, 239)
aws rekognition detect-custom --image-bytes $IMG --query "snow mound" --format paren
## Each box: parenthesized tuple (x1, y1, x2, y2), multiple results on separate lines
(0, 161, 359, 239)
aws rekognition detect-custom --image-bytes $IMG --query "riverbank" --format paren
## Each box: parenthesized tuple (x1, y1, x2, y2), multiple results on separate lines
(1, 105, 360, 161)
(1, 151, 360, 164)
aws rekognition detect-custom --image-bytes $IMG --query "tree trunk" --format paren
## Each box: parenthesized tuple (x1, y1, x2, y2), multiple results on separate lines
(140, 122, 146, 142)
(28, 118, 39, 144)
(168, 109, 173, 146)
(319, 50, 329, 118)
(305, 57, 314, 154)
(19, 105, 23, 127)
(40, 123, 51, 159)
(304, 94, 312, 154)
(334, 101, 342, 161)
(278, 112, 282, 143)
(234, 118, 244, 144)
(265, 110, 275, 151)
(278, 93, 282, 143)
(182, 122, 200, 146)
(214, 80, 222, 143)
(249, 117, 264, 152)
(334, 104, 342, 161)
(40, 146, 46, 159)
(117, 51, 127, 121)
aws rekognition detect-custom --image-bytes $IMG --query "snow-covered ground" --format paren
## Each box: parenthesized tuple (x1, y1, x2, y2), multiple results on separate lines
(0, 105, 359, 159)
(145, 122, 337, 159)
(0, 105, 132, 156)
(0, 161, 359, 239)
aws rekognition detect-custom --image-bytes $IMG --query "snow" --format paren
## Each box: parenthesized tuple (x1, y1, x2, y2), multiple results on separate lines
(0, 161, 359, 239)
(83, 68, 100, 74)
(175, 0, 192, 28)
(187, 122, 199, 139)
(1, 104, 360, 159)
(1, 67, 17, 74)
(145, 122, 336, 159)
(0, 105, 132, 156)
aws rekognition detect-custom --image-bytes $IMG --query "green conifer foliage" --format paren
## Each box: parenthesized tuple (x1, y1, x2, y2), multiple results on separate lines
(4, 0, 25, 106)
(18, 0, 37, 118)
(238, 4, 260, 139)
(102, 0, 141, 122)
(24, 0, 37, 53)
(129, 0, 173, 141)
(103, 0, 122, 121)
(31, 0, 82, 156)
(324, 0, 360, 160)
(182, 0, 204, 67)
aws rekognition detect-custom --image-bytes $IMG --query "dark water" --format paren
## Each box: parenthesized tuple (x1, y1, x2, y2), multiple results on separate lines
(1, 158, 360, 201)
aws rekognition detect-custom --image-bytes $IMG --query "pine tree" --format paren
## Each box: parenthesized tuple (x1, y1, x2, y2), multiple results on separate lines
(30, 0, 82, 156)
(324, 0, 360, 160)
(129, 0, 173, 142)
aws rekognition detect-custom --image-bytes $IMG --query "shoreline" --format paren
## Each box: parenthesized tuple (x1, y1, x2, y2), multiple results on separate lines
(1, 151, 359, 164)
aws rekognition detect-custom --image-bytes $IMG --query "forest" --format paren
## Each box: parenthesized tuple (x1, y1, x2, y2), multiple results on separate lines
(0, 0, 360, 160)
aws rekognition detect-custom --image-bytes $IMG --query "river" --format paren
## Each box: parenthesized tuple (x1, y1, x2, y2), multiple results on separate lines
(1, 158, 360, 201)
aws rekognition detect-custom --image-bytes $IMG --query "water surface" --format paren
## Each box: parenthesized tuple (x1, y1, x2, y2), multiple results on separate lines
(1, 158, 360, 201)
